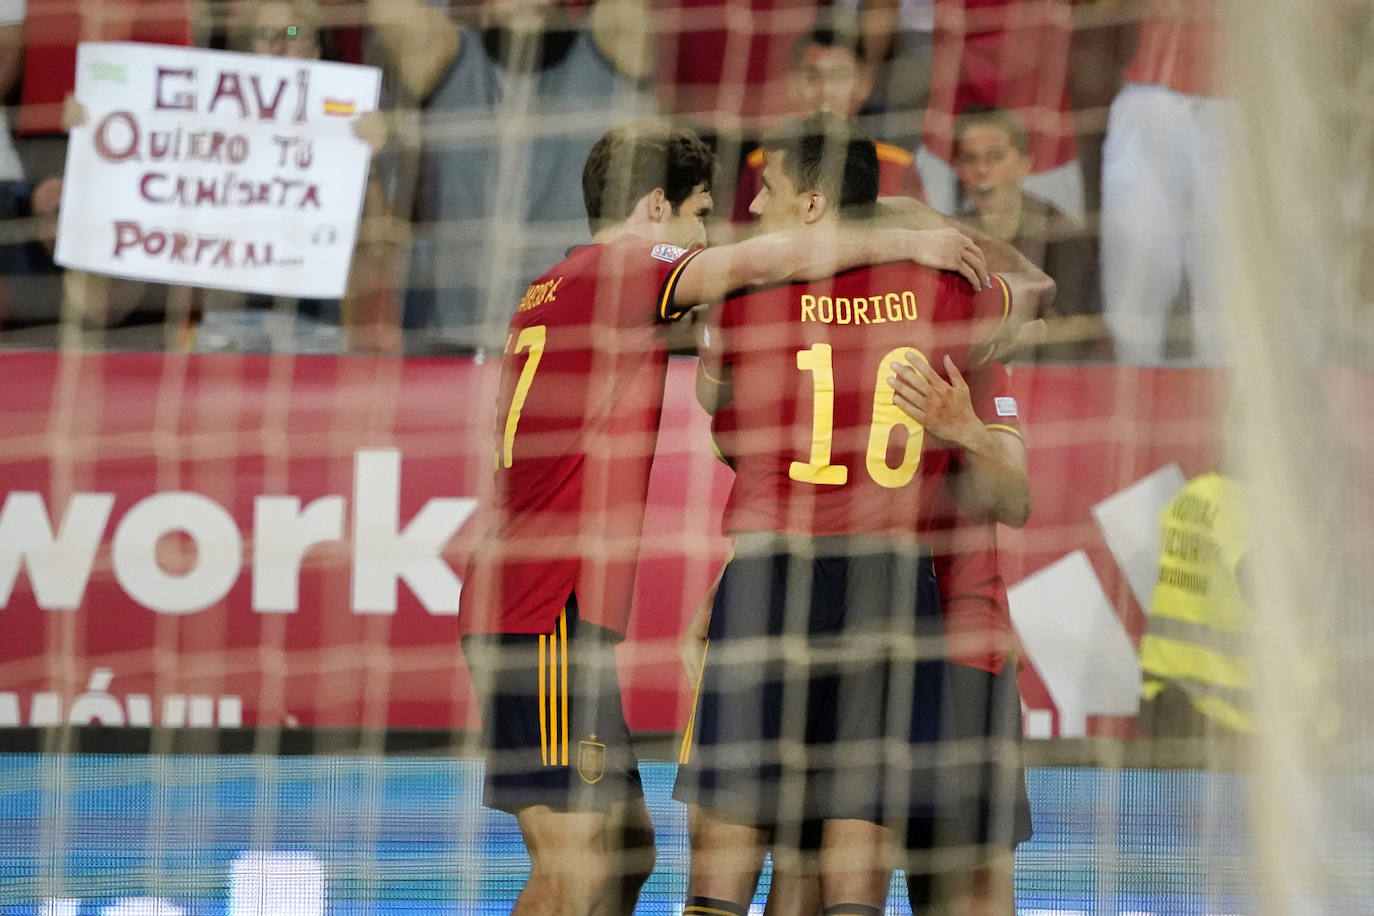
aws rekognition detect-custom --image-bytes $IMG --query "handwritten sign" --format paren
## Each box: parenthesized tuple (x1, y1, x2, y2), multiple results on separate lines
(55, 42, 381, 299)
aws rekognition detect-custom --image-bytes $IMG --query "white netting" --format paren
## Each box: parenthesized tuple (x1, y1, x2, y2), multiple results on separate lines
(0, 1, 1371, 914)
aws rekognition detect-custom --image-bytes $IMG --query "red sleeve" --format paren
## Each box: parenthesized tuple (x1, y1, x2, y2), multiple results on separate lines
(965, 360, 1021, 438)
(611, 241, 704, 324)
(936, 522, 1014, 674)
(969, 273, 1012, 365)
(657, 246, 706, 322)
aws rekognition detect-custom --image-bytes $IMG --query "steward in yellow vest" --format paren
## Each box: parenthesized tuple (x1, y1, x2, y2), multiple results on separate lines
(1138, 472, 1251, 736)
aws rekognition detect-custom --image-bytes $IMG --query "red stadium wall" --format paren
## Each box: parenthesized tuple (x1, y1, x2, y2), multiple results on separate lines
(0, 351, 1232, 739)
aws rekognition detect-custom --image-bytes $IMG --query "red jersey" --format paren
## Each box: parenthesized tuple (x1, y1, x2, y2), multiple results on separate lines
(1123, 4, 1218, 97)
(731, 141, 927, 224)
(930, 362, 1021, 674)
(458, 237, 703, 636)
(714, 265, 1011, 539)
(921, 0, 1079, 172)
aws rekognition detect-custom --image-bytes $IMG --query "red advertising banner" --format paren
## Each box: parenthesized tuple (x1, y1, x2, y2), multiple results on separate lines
(0, 351, 1238, 737)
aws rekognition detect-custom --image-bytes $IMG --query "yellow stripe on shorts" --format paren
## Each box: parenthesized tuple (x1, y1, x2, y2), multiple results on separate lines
(678, 640, 709, 765)
(559, 610, 569, 766)
(538, 633, 549, 766)
(539, 607, 571, 767)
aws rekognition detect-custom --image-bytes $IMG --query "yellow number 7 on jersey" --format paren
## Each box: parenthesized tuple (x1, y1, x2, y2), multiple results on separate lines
(789, 343, 926, 489)
(501, 325, 546, 469)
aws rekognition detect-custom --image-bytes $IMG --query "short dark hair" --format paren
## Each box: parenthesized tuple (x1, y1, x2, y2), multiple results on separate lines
(582, 120, 716, 233)
(953, 106, 1030, 157)
(790, 9, 866, 68)
(760, 112, 879, 218)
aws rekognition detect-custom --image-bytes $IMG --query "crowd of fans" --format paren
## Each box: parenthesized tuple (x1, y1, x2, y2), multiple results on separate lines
(0, 0, 1363, 364)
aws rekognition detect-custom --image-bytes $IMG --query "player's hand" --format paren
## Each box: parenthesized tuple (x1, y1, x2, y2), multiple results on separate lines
(906, 227, 989, 291)
(888, 352, 986, 448)
(680, 605, 711, 682)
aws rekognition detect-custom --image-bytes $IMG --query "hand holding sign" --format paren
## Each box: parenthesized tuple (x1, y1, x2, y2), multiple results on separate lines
(55, 43, 381, 300)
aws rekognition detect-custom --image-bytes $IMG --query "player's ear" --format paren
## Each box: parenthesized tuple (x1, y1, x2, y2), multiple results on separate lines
(644, 187, 669, 223)
(803, 190, 829, 223)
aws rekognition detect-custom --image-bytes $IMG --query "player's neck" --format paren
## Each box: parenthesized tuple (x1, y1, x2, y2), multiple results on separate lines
(593, 216, 658, 246)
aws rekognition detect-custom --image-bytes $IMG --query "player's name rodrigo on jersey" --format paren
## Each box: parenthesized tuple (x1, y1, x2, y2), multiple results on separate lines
(800, 291, 918, 325)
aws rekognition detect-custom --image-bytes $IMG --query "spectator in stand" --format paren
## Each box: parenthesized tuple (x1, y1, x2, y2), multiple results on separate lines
(649, 0, 819, 135)
(0, 0, 26, 183)
(7, 0, 193, 339)
(730, 9, 925, 225)
(833, 0, 935, 147)
(17, 0, 195, 137)
(0, 0, 68, 334)
(915, 0, 1083, 223)
(406, 0, 657, 350)
(195, 0, 439, 353)
(642, 0, 820, 249)
(953, 105, 1105, 360)
(1099, 1, 1226, 364)
(53, 0, 450, 350)
(0, 178, 65, 335)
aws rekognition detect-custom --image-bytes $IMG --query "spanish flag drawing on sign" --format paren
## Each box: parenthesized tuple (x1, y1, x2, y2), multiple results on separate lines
(323, 98, 356, 116)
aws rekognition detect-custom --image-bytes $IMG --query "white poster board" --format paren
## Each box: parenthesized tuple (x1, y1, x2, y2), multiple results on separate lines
(55, 42, 381, 300)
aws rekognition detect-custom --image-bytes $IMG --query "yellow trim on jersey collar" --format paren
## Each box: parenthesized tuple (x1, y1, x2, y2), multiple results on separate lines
(747, 140, 913, 167)
(874, 140, 913, 165)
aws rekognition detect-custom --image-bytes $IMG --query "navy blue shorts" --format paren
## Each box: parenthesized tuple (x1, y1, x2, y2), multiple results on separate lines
(903, 662, 1033, 903)
(461, 598, 643, 815)
(673, 535, 947, 835)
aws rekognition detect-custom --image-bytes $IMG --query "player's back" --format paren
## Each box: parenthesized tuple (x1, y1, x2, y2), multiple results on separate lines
(718, 261, 1003, 540)
(460, 236, 693, 636)
(492, 239, 679, 525)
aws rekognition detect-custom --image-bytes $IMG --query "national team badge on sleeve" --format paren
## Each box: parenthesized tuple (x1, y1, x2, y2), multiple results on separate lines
(995, 396, 1019, 417)
(650, 244, 687, 264)
(577, 735, 606, 784)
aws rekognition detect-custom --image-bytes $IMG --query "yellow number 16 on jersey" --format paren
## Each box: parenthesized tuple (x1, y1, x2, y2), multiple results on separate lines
(789, 343, 926, 489)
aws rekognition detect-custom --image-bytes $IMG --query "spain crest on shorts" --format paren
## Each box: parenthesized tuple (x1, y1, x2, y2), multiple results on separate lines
(577, 735, 606, 784)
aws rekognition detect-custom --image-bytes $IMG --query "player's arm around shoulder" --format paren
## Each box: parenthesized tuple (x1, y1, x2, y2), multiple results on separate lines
(876, 195, 1057, 336)
(668, 225, 989, 308)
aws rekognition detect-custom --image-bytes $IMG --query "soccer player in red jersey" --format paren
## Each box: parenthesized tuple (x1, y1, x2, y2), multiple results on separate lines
(457, 118, 993, 916)
(889, 356, 1031, 915)
(686, 357, 1032, 916)
(673, 113, 1052, 916)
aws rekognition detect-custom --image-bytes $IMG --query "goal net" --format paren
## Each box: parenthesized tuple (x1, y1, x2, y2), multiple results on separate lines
(0, 1, 1371, 914)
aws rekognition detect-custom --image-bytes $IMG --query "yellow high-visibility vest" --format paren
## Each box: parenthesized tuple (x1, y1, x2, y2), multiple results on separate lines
(1139, 472, 1252, 731)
